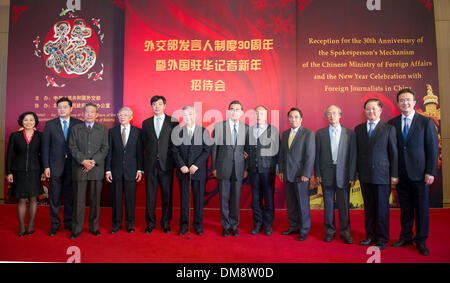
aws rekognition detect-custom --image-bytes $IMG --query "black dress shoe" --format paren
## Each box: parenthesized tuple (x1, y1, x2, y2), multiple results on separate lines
(342, 236, 354, 244)
(359, 238, 374, 246)
(231, 229, 239, 237)
(391, 239, 413, 247)
(163, 226, 171, 234)
(127, 228, 135, 233)
(195, 229, 203, 236)
(70, 233, 79, 239)
(144, 226, 153, 234)
(281, 228, 299, 235)
(48, 229, 58, 237)
(298, 234, 308, 241)
(90, 230, 101, 236)
(375, 242, 387, 250)
(18, 231, 25, 237)
(264, 227, 273, 236)
(324, 234, 335, 242)
(417, 244, 430, 256)
(250, 226, 261, 235)
(222, 229, 230, 237)
(178, 228, 188, 236)
(110, 228, 120, 234)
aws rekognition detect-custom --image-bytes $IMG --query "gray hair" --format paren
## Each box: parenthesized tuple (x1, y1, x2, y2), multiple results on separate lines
(118, 107, 133, 116)
(182, 105, 195, 113)
(324, 105, 342, 117)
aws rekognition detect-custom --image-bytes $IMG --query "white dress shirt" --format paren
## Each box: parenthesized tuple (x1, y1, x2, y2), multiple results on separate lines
(366, 119, 380, 132)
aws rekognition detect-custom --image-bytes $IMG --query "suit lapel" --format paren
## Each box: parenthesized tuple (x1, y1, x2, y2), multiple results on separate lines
(148, 117, 157, 140)
(289, 127, 303, 151)
(337, 128, 347, 162)
(405, 113, 418, 142)
(225, 120, 233, 148)
(323, 128, 332, 161)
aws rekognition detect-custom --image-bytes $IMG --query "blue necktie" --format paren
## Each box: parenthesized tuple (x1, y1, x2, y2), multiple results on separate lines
(368, 122, 375, 138)
(63, 120, 68, 141)
(403, 117, 409, 141)
(233, 123, 237, 146)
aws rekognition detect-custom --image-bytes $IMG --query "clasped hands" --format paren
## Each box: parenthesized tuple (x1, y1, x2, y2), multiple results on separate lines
(180, 165, 198, 175)
(82, 159, 96, 173)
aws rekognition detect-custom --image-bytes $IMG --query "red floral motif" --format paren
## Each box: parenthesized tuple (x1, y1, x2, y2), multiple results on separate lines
(12, 6, 30, 24)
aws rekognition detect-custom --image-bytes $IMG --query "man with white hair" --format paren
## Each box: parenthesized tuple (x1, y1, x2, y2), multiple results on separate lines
(315, 105, 356, 244)
(105, 107, 143, 234)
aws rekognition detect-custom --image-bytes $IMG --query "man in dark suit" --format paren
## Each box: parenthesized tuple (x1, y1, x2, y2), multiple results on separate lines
(247, 105, 279, 236)
(211, 100, 249, 237)
(43, 97, 82, 237)
(278, 107, 315, 241)
(141, 95, 179, 234)
(172, 106, 211, 236)
(388, 88, 439, 256)
(315, 105, 356, 244)
(355, 98, 398, 250)
(68, 103, 109, 239)
(105, 107, 143, 234)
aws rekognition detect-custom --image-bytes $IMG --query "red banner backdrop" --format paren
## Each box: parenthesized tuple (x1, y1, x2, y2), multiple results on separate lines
(123, 0, 298, 209)
(5, 0, 441, 208)
(297, 0, 442, 208)
(5, 0, 125, 203)
(123, 0, 442, 209)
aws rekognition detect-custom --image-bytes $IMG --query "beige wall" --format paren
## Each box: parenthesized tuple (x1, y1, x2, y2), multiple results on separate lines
(0, 0, 449, 204)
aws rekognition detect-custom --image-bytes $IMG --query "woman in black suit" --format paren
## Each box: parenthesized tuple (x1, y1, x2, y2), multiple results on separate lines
(6, 111, 45, 237)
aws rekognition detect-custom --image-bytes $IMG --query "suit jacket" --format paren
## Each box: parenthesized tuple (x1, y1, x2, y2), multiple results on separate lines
(141, 115, 179, 172)
(69, 122, 109, 181)
(6, 130, 43, 174)
(211, 120, 249, 180)
(388, 112, 438, 181)
(355, 121, 398, 185)
(247, 124, 280, 173)
(171, 125, 211, 181)
(279, 126, 315, 183)
(42, 117, 83, 177)
(105, 124, 143, 182)
(315, 126, 357, 188)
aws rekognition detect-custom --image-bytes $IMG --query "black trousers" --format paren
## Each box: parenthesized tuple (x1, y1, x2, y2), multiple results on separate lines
(179, 178, 205, 231)
(285, 181, 311, 235)
(145, 164, 174, 229)
(249, 171, 275, 229)
(72, 180, 103, 235)
(396, 178, 429, 245)
(322, 166, 351, 238)
(360, 183, 391, 244)
(49, 158, 73, 230)
(111, 178, 136, 230)
(218, 166, 242, 230)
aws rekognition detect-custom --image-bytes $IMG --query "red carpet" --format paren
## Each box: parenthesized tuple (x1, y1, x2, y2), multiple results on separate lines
(0, 204, 449, 263)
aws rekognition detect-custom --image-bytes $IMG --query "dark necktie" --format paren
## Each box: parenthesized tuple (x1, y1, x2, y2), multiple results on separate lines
(63, 120, 68, 141)
(402, 117, 409, 141)
(233, 124, 237, 146)
(122, 127, 127, 146)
